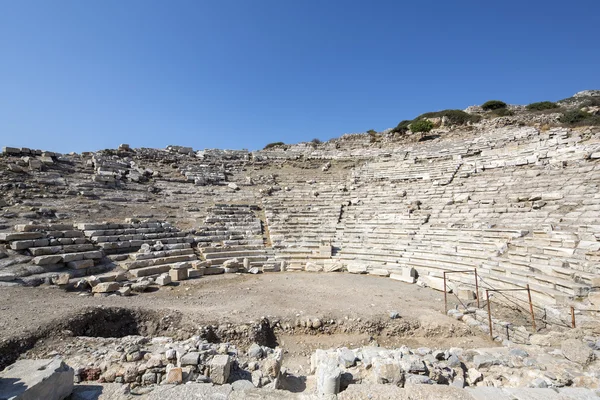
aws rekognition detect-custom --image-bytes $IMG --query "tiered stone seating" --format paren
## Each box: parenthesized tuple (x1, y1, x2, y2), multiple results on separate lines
(352, 156, 462, 185)
(121, 242, 198, 278)
(0, 223, 107, 281)
(80, 221, 194, 255)
(264, 187, 346, 270)
(196, 204, 276, 272)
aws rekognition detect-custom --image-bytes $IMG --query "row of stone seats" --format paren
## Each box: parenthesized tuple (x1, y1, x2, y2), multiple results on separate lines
(195, 204, 278, 272)
(121, 242, 199, 278)
(79, 221, 194, 254)
(0, 223, 107, 281)
(352, 156, 462, 185)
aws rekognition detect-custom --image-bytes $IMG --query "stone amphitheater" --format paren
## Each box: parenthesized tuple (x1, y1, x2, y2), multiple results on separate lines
(1, 92, 599, 399)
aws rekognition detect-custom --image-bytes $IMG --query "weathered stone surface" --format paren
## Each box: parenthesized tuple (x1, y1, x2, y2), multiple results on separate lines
(180, 351, 200, 366)
(372, 358, 404, 386)
(156, 274, 172, 286)
(210, 354, 231, 384)
(32, 254, 63, 265)
(561, 339, 594, 365)
(231, 379, 255, 391)
(0, 358, 74, 400)
(316, 361, 341, 395)
(92, 282, 120, 293)
(347, 264, 367, 274)
(165, 366, 183, 384)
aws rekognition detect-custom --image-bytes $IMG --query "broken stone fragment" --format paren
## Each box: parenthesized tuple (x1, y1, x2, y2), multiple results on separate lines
(92, 282, 120, 293)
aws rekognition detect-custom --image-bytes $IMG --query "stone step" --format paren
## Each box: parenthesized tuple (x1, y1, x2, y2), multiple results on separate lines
(123, 254, 197, 270)
(29, 243, 97, 256)
(201, 249, 269, 259)
(129, 247, 195, 260)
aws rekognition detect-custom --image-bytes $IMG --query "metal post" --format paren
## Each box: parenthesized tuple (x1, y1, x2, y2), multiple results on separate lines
(571, 306, 576, 328)
(526, 284, 536, 331)
(486, 290, 493, 340)
(443, 272, 447, 314)
(474, 268, 480, 308)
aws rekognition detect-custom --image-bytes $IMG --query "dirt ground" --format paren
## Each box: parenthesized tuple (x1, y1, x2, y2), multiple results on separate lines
(0, 273, 464, 337)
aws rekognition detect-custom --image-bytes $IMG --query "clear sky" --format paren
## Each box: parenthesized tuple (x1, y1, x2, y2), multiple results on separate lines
(1, 0, 598, 153)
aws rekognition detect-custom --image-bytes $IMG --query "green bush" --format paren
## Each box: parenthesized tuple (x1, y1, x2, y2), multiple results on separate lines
(558, 110, 600, 126)
(492, 108, 514, 117)
(391, 120, 412, 134)
(526, 101, 559, 111)
(581, 97, 600, 107)
(264, 142, 285, 150)
(366, 129, 377, 135)
(482, 100, 507, 111)
(410, 119, 434, 133)
(311, 138, 322, 144)
(417, 109, 481, 125)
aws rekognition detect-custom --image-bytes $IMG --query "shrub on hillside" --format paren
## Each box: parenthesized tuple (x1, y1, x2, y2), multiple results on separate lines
(482, 100, 507, 111)
(311, 138, 322, 145)
(410, 119, 434, 133)
(492, 108, 514, 117)
(391, 120, 412, 134)
(526, 101, 559, 111)
(366, 129, 377, 135)
(264, 142, 285, 150)
(559, 110, 600, 126)
(417, 109, 481, 125)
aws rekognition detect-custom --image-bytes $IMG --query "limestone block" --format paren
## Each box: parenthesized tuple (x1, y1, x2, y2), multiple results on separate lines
(0, 358, 74, 400)
(316, 361, 341, 395)
(165, 367, 183, 384)
(169, 265, 187, 281)
(203, 267, 224, 275)
(67, 259, 94, 270)
(372, 358, 404, 386)
(180, 352, 200, 366)
(2, 146, 21, 155)
(156, 274, 172, 286)
(7, 164, 24, 172)
(210, 355, 231, 385)
(32, 254, 63, 265)
(457, 287, 477, 300)
(419, 276, 451, 292)
(369, 268, 390, 277)
(305, 262, 323, 272)
(187, 269, 202, 279)
(29, 159, 43, 170)
(92, 282, 120, 293)
(390, 267, 416, 284)
(542, 192, 564, 201)
(323, 260, 343, 272)
(0, 232, 43, 241)
(62, 253, 83, 263)
(561, 339, 594, 365)
(347, 264, 367, 274)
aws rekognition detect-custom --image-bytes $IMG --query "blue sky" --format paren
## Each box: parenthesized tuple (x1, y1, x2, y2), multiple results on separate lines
(1, 0, 598, 153)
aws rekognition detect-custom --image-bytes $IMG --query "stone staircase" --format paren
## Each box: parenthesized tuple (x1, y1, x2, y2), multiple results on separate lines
(196, 204, 277, 272)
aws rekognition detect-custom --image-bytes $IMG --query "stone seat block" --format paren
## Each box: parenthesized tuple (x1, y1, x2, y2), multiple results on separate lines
(124, 254, 197, 270)
(202, 249, 267, 260)
(130, 247, 195, 260)
(29, 243, 96, 256)
(67, 259, 95, 269)
(10, 239, 51, 250)
(129, 264, 172, 277)
(0, 232, 44, 241)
